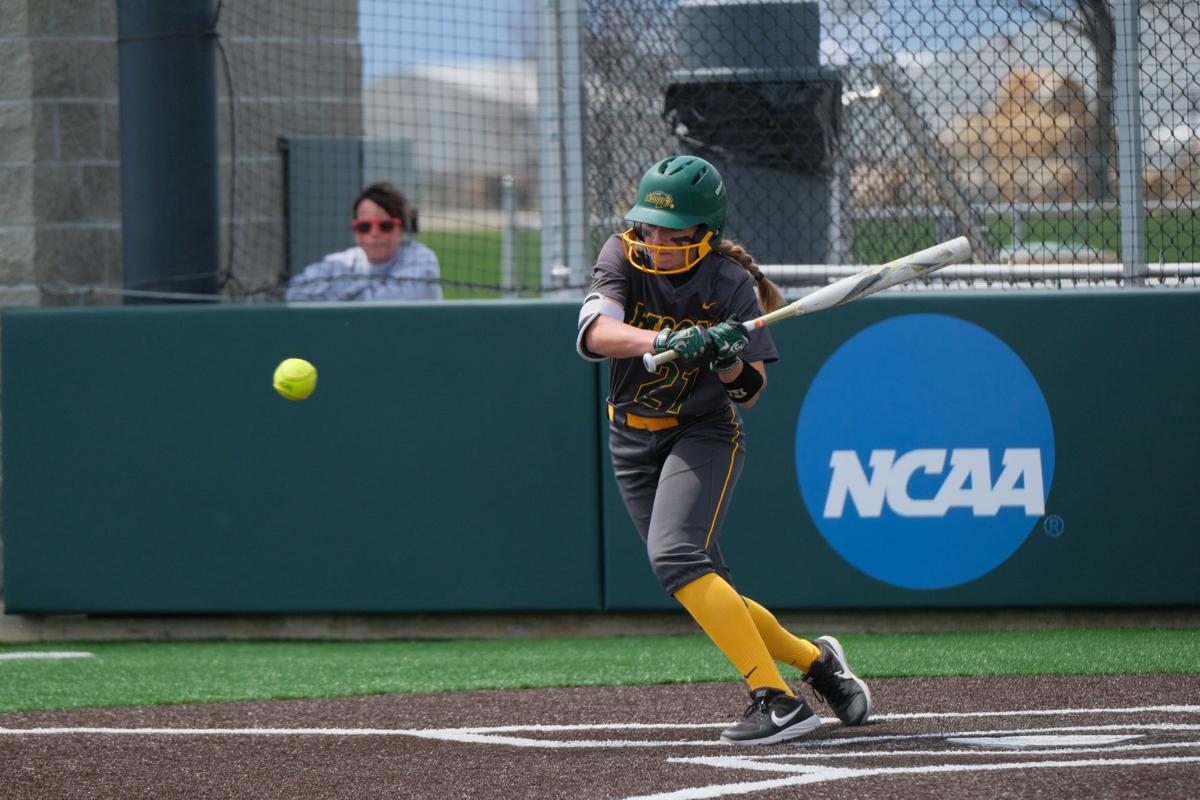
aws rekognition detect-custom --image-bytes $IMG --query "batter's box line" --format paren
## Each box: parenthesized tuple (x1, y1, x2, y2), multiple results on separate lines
(4, 706, 1199, 750)
(622, 755, 1200, 800)
(784, 721, 1200, 749)
(410, 705, 1200, 739)
(871, 704, 1200, 721)
(401, 707, 1200, 749)
(714, 738, 1200, 760)
(0, 726, 735, 750)
(403, 724, 728, 749)
(624, 758, 1200, 800)
(402, 720, 1200, 750)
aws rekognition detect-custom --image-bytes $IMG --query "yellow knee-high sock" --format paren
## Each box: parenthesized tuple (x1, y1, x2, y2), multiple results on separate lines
(742, 596, 821, 673)
(673, 573, 792, 695)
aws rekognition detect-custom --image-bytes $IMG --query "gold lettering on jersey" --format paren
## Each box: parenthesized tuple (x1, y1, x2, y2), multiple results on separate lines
(627, 300, 718, 332)
(628, 300, 707, 333)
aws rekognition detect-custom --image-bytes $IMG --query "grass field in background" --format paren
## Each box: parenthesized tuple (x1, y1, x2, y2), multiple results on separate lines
(2, 629, 1198, 713)
(844, 208, 1200, 265)
(419, 229, 542, 298)
(418, 209, 1200, 298)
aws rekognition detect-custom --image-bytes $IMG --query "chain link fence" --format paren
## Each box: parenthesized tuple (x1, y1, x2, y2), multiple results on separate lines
(583, 0, 1200, 290)
(212, 0, 543, 300)
(210, 0, 1200, 300)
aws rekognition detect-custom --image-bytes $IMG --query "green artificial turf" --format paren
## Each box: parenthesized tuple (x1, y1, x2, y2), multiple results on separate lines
(1, 629, 1197, 713)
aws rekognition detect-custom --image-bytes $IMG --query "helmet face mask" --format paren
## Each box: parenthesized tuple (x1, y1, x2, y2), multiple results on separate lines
(619, 225, 714, 275)
(623, 156, 726, 275)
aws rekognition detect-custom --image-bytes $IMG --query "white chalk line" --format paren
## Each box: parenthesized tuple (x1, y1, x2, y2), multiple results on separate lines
(671, 731, 1200, 767)
(785, 721, 1200, 749)
(874, 705, 1200, 720)
(3, 722, 1192, 749)
(946, 734, 1139, 747)
(627, 717, 1200, 800)
(3, 706, 1199, 800)
(0, 726, 688, 752)
(2, 708, 1200, 756)
(2, 706, 1199, 745)
(624, 755, 1200, 800)
(706, 739, 1200, 759)
(0, 652, 95, 661)
(439, 706, 1200, 733)
(388, 720, 1200, 750)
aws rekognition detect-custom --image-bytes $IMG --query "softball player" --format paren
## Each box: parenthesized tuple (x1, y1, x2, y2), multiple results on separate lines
(577, 155, 872, 745)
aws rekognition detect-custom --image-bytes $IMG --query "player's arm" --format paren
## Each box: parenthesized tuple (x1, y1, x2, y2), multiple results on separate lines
(577, 292, 656, 361)
(717, 358, 767, 409)
(707, 318, 767, 408)
(584, 315, 658, 359)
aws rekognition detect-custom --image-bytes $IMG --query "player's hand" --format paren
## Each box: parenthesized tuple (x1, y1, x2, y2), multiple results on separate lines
(652, 326, 674, 355)
(653, 325, 715, 365)
(708, 320, 748, 372)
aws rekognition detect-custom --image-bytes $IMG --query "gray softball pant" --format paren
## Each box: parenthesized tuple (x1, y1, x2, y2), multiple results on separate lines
(608, 405, 746, 595)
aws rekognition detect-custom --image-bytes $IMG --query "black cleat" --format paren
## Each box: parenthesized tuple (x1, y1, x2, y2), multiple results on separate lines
(720, 687, 822, 745)
(803, 635, 873, 726)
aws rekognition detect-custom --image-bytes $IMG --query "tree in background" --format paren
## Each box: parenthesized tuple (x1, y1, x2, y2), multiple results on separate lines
(1016, 0, 1116, 199)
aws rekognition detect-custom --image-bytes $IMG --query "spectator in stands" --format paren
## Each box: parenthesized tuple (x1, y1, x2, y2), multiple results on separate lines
(285, 182, 443, 302)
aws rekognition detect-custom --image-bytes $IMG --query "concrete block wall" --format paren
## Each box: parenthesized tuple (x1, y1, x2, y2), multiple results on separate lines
(1, 0, 121, 307)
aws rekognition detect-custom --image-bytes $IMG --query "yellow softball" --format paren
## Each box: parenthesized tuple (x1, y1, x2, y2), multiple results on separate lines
(272, 357, 318, 401)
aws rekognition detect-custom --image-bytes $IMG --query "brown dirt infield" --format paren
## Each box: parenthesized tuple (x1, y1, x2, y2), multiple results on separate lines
(1, 673, 1197, 799)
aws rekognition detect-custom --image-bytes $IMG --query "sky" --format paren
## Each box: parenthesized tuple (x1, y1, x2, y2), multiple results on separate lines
(359, 0, 1057, 76)
(359, 0, 534, 77)
(822, 0, 1048, 64)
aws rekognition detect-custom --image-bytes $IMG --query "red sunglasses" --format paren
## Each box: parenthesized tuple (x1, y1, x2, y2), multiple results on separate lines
(351, 217, 402, 234)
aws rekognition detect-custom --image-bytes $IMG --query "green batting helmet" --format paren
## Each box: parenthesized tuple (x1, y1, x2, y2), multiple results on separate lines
(625, 155, 727, 244)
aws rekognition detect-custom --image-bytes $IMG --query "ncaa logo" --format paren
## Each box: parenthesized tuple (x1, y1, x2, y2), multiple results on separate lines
(794, 314, 1055, 590)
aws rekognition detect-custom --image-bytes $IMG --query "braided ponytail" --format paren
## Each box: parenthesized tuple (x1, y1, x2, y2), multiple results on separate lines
(715, 238, 786, 313)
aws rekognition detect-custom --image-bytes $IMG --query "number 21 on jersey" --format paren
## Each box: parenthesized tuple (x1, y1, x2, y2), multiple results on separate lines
(634, 361, 700, 415)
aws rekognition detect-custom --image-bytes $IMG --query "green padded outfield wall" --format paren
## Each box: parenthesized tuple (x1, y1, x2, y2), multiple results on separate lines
(1, 302, 602, 613)
(603, 290, 1200, 609)
(4, 293, 1199, 614)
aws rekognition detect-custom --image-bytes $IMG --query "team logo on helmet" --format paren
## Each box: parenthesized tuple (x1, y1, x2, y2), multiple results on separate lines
(644, 191, 675, 209)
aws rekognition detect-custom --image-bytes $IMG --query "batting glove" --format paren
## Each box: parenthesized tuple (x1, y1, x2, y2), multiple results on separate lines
(653, 325, 715, 366)
(652, 326, 675, 354)
(708, 320, 748, 372)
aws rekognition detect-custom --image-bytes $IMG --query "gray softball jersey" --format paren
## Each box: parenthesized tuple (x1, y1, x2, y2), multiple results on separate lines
(582, 234, 778, 420)
(579, 234, 779, 594)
